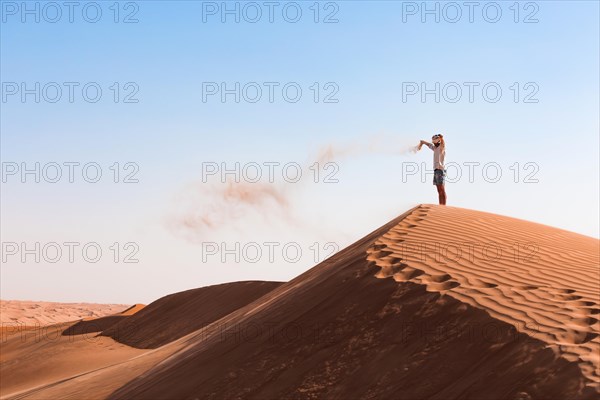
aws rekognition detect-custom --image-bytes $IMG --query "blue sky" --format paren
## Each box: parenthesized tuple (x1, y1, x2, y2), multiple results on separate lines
(1, 1, 599, 303)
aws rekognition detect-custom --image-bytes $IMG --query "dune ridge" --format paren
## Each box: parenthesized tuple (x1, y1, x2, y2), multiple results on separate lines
(100, 281, 283, 348)
(367, 204, 600, 390)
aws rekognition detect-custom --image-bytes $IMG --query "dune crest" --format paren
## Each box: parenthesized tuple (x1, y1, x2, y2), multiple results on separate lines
(100, 281, 283, 348)
(367, 204, 600, 389)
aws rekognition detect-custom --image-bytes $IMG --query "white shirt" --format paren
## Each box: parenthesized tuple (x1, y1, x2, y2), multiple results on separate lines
(426, 143, 446, 170)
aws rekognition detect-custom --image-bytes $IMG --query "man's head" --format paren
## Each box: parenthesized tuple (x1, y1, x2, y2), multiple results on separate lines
(432, 134, 443, 146)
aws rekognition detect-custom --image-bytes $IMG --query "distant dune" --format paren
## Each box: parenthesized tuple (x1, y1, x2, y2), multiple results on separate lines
(0, 300, 131, 327)
(2, 205, 598, 400)
(100, 281, 283, 348)
(0, 281, 282, 399)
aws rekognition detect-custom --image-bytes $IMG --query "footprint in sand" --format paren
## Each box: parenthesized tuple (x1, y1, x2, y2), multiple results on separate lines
(429, 273, 452, 283)
(560, 329, 598, 345)
(426, 281, 461, 291)
(393, 267, 424, 282)
(560, 294, 584, 301)
(555, 288, 576, 294)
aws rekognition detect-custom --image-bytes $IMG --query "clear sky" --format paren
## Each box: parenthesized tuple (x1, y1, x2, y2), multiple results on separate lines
(1, 0, 599, 304)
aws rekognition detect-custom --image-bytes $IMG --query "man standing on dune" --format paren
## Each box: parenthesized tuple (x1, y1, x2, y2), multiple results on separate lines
(417, 134, 447, 205)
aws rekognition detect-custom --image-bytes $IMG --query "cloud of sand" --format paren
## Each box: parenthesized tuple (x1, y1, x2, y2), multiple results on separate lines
(315, 134, 419, 164)
(167, 134, 421, 241)
(166, 180, 292, 242)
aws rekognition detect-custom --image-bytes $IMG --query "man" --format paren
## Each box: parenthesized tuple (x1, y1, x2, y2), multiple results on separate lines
(417, 134, 447, 205)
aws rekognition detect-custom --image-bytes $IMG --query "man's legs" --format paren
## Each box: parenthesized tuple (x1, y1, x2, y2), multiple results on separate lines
(436, 184, 447, 205)
(433, 169, 447, 205)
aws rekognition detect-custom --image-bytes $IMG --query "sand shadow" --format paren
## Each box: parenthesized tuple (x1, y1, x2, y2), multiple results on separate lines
(62, 315, 127, 336)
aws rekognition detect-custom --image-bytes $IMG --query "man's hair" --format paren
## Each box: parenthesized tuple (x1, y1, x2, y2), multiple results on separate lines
(432, 134, 445, 148)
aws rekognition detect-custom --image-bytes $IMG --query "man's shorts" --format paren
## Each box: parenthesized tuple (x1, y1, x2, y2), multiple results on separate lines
(433, 169, 446, 186)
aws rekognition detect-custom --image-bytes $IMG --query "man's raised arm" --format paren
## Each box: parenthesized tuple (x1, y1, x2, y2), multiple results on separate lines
(417, 140, 433, 151)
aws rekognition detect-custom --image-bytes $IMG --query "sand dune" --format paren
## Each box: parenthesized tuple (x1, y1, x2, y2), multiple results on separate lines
(0, 302, 147, 398)
(2, 205, 599, 399)
(1, 282, 282, 399)
(100, 281, 283, 348)
(114, 304, 146, 316)
(0, 301, 131, 327)
(367, 205, 600, 388)
(61, 304, 147, 336)
(0, 322, 148, 397)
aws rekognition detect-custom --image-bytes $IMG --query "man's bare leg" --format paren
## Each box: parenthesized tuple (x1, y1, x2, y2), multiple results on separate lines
(436, 185, 447, 205)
